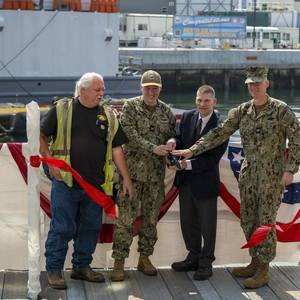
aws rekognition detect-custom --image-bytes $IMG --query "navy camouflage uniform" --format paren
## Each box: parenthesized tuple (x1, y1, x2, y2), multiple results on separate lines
(190, 97, 300, 263)
(112, 96, 176, 259)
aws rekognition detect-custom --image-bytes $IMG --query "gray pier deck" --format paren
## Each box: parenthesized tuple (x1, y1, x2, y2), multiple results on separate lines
(2, 265, 300, 300)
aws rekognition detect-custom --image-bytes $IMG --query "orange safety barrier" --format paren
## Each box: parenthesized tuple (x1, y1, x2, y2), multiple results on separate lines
(89, 0, 98, 11)
(70, 0, 81, 11)
(11, 0, 18, 9)
(2, 0, 113, 11)
(99, 0, 106, 12)
(89, 0, 118, 13)
(111, 0, 118, 12)
(53, 0, 71, 10)
(20, 0, 34, 10)
(20, 0, 26, 9)
(3, 0, 13, 9)
(3, 0, 34, 10)
(3, 0, 18, 9)
(105, 0, 112, 13)
(53, 0, 67, 10)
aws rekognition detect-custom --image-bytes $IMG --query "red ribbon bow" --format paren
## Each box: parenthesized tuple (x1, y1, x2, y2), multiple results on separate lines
(29, 155, 116, 219)
(241, 209, 300, 249)
(30, 155, 41, 168)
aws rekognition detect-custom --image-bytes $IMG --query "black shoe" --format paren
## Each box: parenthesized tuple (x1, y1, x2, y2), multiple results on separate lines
(193, 266, 213, 281)
(171, 259, 198, 272)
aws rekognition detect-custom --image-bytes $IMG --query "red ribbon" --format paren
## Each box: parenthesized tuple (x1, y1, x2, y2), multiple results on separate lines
(241, 209, 300, 249)
(29, 155, 116, 219)
(30, 155, 41, 167)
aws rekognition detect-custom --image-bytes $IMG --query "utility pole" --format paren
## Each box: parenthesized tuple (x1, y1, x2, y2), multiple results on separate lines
(252, 0, 257, 48)
(186, 0, 191, 15)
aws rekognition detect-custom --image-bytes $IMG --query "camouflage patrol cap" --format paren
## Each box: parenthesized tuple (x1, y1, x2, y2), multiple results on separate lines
(141, 70, 162, 87)
(245, 66, 268, 84)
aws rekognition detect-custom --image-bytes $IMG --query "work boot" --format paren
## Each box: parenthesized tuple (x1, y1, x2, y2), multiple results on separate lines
(243, 262, 269, 289)
(137, 255, 157, 276)
(111, 258, 125, 281)
(71, 266, 105, 282)
(47, 271, 67, 289)
(232, 257, 259, 278)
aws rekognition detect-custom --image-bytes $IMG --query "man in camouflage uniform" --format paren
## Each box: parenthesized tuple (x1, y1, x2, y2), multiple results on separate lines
(111, 70, 176, 281)
(173, 66, 300, 288)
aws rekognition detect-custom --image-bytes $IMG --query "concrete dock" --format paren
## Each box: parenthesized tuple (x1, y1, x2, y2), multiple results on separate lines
(119, 48, 300, 89)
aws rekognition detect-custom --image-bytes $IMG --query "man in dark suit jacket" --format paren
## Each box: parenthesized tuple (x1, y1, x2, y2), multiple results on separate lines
(167, 85, 228, 280)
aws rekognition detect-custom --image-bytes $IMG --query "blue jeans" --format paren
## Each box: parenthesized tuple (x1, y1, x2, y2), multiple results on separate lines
(45, 179, 103, 272)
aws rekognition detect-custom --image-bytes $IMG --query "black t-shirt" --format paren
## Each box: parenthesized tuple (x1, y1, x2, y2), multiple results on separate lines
(41, 99, 127, 188)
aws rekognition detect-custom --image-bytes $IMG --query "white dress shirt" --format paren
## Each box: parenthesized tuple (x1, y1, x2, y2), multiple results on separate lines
(185, 112, 213, 170)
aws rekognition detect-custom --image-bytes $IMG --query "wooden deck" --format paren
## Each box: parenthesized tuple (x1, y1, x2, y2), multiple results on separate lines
(1, 265, 300, 300)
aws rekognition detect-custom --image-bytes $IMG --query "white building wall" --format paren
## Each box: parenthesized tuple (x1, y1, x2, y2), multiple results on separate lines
(119, 14, 173, 41)
(0, 10, 119, 78)
(294, 2, 300, 12)
(278, 27, 299, 48)
(247, 0, 294, 11)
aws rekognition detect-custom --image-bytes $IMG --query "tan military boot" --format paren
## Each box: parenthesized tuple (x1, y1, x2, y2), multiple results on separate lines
(243, 262, 269, 289)
(231, 257, 259, 278)
(111, 259, 125, 281)
(137, 255, 157, 276)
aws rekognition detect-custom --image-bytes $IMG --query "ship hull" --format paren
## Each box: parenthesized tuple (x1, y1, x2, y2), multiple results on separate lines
(0, 76, 140, 103)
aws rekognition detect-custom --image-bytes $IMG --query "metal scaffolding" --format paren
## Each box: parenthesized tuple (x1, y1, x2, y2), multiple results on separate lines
(177, 0, 237, 15)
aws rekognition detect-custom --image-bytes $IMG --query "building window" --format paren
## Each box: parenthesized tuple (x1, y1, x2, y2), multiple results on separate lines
(270, 32, 280, 39)
(119, 24, 127, 32)
(263, 32, 269, 39)
(175, 30, 181, 36)
(138, 24, 148, 31)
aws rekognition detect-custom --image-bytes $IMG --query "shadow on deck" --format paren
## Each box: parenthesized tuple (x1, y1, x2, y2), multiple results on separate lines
(1, 265, 300, 300)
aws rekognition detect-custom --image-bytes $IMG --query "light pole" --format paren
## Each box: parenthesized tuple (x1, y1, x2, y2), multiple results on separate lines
(186, 0, 191, 15)
(252, 0, 257, 48)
